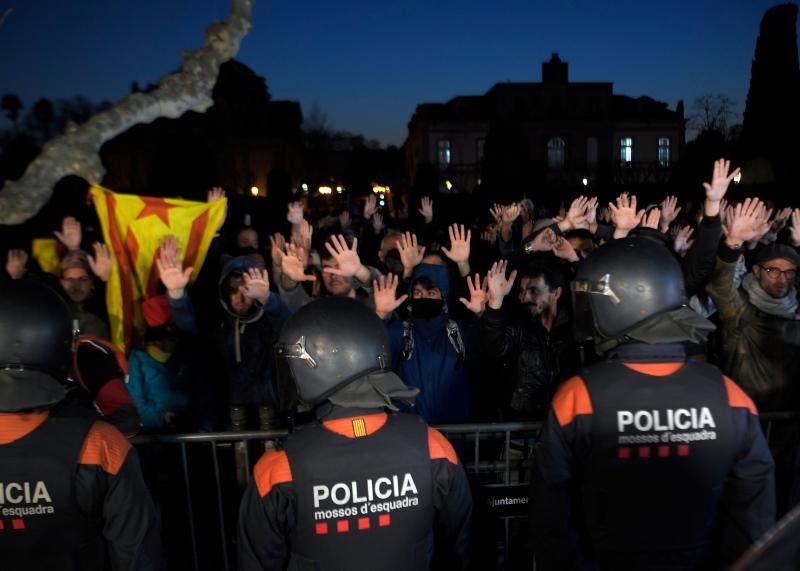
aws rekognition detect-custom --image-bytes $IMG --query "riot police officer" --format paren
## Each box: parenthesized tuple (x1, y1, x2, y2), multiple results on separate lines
(530, 236, 775, 570)
(237, 296, 472, 570)
(0, 280, 162, 570)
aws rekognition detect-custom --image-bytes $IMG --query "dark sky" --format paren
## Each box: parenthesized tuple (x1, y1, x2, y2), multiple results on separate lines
(0, 0, 795, 146)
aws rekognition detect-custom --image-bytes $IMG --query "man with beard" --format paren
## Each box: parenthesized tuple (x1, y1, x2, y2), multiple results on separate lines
(481, 260, 577, 419)
(707, 197, 800, 412)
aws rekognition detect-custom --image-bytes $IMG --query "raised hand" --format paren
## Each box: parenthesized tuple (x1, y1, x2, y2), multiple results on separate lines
(585, 196, 599, 226)
(489, 204, 504, 224)
(323, 234, 363, 278)
(660, 195, 682, 231)
(641, 208, 662, 230)
(459, 273, 488, 316)
(270, 233, 286, 262)
(526, 227, 557, 253)
(240, 267, 270, 303)
(398, 232, 426, 277)
(723, 198, 771, 247)
(442, 223, 471, 264)
(552, 235, 580, 262)
(486, 260, 518, 310)
(373, 273, 408, 319)
(790, 209, 800, 247)
(565, 196, 590, 230)
(54, 216, 82, 251)
(87, 242, 113, 282)
(282, 243, 316, 282)
(207, 186, 227, 231)
(287, 201, 304, 225)
(5, 249, 28, 279)
(419, 196, 434, 223)
(673, 225, 695, 256)
(207, 186, 225, 203)
(704, 158, 740, 203)
(372, 212, 384, 234)
(771, 207, 793, 233)
(338, 210, 351, 230)
(481, 226, 498, 246)
(364, 195, 378, 219)
(291, 219, 313, 254)
(156, 235, 193, 299)
(609, 193, 645, 238)
(501, 203, 521, 225)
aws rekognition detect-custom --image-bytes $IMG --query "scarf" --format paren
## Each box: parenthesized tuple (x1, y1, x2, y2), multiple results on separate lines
(741, 273, 798, 318)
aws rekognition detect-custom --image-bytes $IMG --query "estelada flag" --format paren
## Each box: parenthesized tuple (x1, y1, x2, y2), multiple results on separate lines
(90, 185, 226, 352)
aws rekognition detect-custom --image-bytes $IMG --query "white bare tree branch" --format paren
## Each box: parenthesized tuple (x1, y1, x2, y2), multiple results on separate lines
(0, 0, 253, 224)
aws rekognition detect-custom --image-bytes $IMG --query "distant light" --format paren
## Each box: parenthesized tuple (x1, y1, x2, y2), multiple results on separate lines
(477, 178, 482, 185)
(379, 200, 385, 206)
(581, 178, 588, 187)
(301, 183, 308, 191)
(336, 186, 343, 193)
(319, 186, 333, 195)
(733, 171, 742, 184)
(445, 180, 452, 190)
(379, 194, 385, 200)
(372, 184, 390, 194)
(250, 186, 259, 196)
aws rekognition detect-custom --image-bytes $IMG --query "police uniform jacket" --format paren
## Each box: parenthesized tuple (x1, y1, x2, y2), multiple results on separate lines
(530, 344, 775, 570)
(237, 409, 472, 570)
(0, 410, 163, 570)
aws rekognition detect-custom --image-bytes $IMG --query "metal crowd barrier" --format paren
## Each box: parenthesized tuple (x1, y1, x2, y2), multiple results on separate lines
(132, 413, 799, 571)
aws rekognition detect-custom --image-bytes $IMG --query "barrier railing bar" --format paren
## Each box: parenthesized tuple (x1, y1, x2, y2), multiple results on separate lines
(211, 441, 230, 571)
(180, 441, 199, 571)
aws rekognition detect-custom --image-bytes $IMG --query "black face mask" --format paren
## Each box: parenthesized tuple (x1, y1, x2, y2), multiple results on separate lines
(412, 298, 444, 320)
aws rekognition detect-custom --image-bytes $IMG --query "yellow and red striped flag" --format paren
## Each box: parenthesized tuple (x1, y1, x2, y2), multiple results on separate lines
(90, 185, 226, 352)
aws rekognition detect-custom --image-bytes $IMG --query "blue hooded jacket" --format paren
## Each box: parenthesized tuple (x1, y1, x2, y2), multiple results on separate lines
(384, 263, 477, 423)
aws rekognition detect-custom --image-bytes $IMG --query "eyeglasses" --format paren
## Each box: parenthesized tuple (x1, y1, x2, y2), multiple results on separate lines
(759, 266, 797, 280)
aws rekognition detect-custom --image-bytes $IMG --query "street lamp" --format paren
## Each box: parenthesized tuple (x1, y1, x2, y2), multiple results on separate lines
(250, 186, 259, 196)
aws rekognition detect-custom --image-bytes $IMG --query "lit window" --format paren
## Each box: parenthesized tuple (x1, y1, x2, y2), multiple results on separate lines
(476, 138, 485, 162)
(547, 137, 566, 169)
(437, 140, 451, 167)
(619, 137, 633, 164)
(658, 137, 670, 166)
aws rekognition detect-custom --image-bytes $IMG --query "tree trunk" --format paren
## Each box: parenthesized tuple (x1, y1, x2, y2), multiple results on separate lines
(0, 0, 253, 225)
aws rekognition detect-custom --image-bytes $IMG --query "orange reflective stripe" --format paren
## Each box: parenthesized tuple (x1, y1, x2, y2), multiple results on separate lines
(0, 411, 49, 444)
(724, 376, 758, 415)
(78, 421, 132, 475)
(254, 449, 293, 498)
(623, 362, 684, 376)
(322, 412, 388, 438)
(428, 427, 458, 465)
(552, 376, 593, 427)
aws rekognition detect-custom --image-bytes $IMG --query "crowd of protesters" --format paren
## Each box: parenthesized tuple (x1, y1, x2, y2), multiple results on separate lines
(3, 158, 800, 498)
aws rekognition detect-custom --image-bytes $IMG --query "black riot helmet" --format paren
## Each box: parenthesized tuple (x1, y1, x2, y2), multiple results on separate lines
(275, 297, 399, 407)
(0, 280, 74, 411)
(571, 237, 686, 343)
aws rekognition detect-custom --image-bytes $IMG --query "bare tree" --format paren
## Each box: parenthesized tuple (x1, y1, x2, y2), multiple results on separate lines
(689, 93, 737, 135)
(0, 0, 253, 225)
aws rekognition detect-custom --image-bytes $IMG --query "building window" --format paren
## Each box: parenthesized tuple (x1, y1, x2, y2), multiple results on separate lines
(546, 137, 566, 169)
(476, 138, 485, 163)
(658, 137, 670, 166)
(619, 137, 633, 164)
(437, 140, 451, 167)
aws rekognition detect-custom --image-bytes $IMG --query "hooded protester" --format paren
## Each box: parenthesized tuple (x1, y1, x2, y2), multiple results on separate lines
(0, 280, 163, 570)
(378, 255, 480, 423)
(237, 297, 472, 570)
(167, 255, 290, 430)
